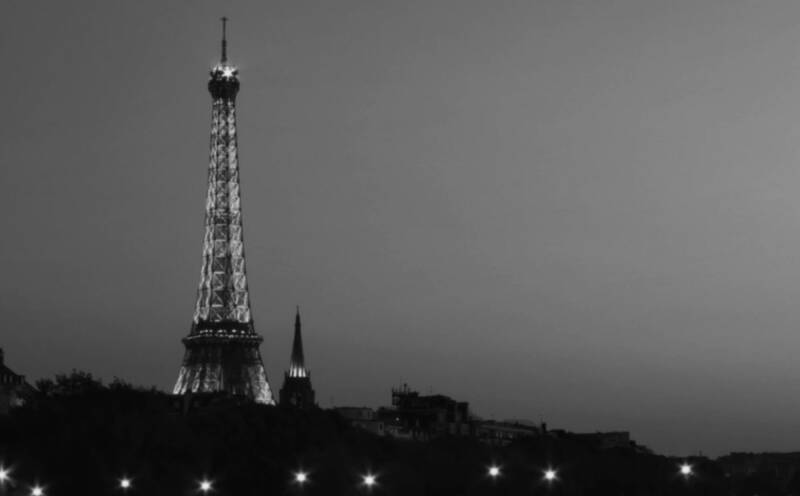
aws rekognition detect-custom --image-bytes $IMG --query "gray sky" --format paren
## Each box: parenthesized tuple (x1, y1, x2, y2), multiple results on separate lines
(4, 0, 800, 456)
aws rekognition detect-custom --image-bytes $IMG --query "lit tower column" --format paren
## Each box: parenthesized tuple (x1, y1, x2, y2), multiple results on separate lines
(279, 307, 316, 408)
(173, 18, 275, 404)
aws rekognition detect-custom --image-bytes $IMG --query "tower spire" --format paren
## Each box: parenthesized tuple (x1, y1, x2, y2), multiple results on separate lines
(280, 308, 316, 408)
(290, 306, 306, 376)
(220, 16, 228, 64)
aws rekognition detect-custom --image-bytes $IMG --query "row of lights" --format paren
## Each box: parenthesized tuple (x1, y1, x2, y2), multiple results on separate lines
(488, 465, 557, 482)
(488, 463, 693, 482)
(0, 463, 695, 494)
(0, 467, 43, 496)
(0, 468, 365, 494)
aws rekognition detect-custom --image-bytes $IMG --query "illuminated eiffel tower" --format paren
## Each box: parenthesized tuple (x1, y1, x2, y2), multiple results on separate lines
(173, 19, 274, 404)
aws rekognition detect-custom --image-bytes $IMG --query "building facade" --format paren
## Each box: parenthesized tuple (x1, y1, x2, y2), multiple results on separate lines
(378, 384, 471, 439)
(334, 407, 385, 436)
(0, 349, 34, 414)
(474, 420, 542, 446)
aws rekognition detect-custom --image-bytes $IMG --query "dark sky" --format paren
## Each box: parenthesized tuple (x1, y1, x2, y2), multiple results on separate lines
(4, 1, 800, 456)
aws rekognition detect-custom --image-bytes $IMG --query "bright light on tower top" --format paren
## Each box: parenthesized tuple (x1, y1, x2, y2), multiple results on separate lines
(0, 467, 9, 482)
(488, 466, 500, 477)
(210, 17, 238, 81)
(119, 478, 131, 489)
(31, 486, 44, 496)
(211, 64, 238, 79)
(200, 480, 213, 492)
(544, 468, 557, 482)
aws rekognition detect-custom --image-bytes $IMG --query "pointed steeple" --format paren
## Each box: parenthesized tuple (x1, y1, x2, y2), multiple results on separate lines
(289, 306, 307, 377)
(280, 307, 315, 408)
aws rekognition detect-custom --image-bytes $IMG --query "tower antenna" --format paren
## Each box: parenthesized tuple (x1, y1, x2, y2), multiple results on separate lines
(221, 17, 228, 63)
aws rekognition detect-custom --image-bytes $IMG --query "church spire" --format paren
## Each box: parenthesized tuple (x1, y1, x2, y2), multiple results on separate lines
(280, 308, 316, 408)
(289, 306, 307, 377)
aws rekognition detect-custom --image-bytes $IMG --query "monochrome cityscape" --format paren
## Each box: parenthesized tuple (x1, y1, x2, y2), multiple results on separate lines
(5, 2, 800, 495)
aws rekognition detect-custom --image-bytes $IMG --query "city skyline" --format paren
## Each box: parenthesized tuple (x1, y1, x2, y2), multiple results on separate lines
(6, 1, 800, 456)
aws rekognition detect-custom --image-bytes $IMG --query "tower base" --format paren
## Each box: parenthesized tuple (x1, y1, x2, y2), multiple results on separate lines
(173, 334, 275, 405)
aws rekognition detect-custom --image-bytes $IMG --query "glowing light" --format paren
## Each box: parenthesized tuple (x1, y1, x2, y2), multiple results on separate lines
(488, 466, 501, 478)
(120, 477, 131, 489)
(210, 64, 237, 80)
(200, 480, 213, 492)
(294, 471, 308, 484)
(544, 468, 557, 482)
(362, 474, 377, 487)
(0, 467, 9, 483)
(680, 463, 692, 477)
(31, 486, 44, 496)
(289, 366, 307, 378)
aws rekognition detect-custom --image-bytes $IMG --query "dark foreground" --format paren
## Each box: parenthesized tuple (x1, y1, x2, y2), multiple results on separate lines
(0, 373, 795, 495)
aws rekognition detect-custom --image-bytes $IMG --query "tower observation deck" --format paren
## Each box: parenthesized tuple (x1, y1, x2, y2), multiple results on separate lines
(173, 19, 274, 404)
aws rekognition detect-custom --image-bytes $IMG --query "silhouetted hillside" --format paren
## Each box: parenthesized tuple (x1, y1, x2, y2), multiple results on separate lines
(0, 372, 787, 495)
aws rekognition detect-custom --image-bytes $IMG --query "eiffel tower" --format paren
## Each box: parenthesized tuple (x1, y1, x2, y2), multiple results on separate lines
(173, 19, 274, 404)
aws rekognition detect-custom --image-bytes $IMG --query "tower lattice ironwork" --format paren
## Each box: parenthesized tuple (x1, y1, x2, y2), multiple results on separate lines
(173, 19, 274, 404)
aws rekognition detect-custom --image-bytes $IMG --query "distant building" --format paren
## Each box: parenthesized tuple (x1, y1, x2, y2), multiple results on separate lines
(717, 452, 798, 486)
(333, 383, 646, 452)
(279, 308, 316, 409)
(572, 431, 632, 450)
(0, 348, 34, 414)
(377, 384, 471, 439)
(335, 406, 376, 421)
(334, 407, 385, 436)
(475, 420, 542, 446)
(335, 386, 471, 439)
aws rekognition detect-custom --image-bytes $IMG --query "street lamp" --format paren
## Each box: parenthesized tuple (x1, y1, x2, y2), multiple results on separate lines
(362, 473, 377, 489)
(199, 479, 213, 493)
(31, 486, 44, 496)
(680, 463, 692, 478)
(0, 467, 9, 484)
(544, 468, 557, 482)
(294, 470, 309, 485)
(488, 465, 501, 478)
(119, 477, 132, 490)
